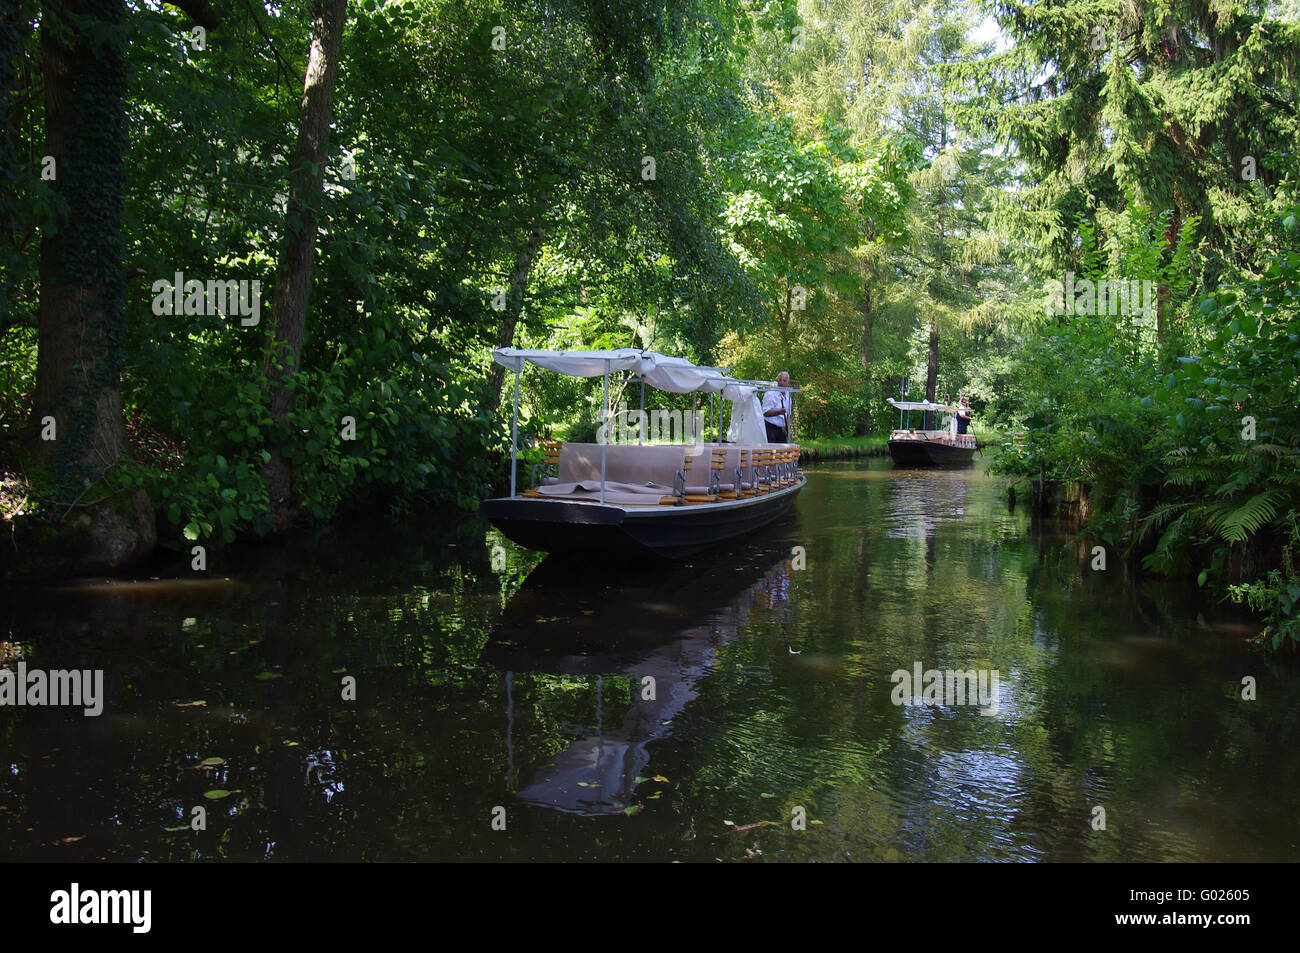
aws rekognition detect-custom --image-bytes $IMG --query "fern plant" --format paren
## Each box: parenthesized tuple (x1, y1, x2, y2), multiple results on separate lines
(1139, 200, 1300, 646)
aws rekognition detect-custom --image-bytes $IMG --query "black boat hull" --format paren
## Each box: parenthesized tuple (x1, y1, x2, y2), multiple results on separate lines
(482, 476, 805, 560)
(888, 439, 975, 467)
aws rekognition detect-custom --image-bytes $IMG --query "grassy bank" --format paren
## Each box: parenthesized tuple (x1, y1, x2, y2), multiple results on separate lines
(799, 435, 890, 461)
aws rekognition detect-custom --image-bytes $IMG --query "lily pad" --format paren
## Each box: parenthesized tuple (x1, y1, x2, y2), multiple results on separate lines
(203, 789, 235, 800)
(254, 671, 283, 681)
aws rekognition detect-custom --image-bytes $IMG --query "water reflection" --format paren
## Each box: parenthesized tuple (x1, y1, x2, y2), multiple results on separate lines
(484, 551, 790, 816)
(885, 470, 970, 540)
(1, 462, 1297, 861)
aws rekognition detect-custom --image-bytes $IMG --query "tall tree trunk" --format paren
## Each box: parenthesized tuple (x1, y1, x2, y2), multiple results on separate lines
(925, 320, 938, 427)
(858, 285, 873, 435)
(262, 0, 347, 525)
(24, 0, 155, 567)
(780, 283, 792, 365)
(31, 0, 126, 484)
(928, 111, 946, 430)
(486, 222, 544, 403)
(1, 0, 24, 334)
(1157, 207, 1179, 351)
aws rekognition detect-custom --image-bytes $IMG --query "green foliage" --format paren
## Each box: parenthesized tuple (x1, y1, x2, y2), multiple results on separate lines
(1134, 199, 1300, 641)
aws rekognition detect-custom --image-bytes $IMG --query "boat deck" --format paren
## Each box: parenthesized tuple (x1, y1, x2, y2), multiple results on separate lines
(519, 441, 802, 506)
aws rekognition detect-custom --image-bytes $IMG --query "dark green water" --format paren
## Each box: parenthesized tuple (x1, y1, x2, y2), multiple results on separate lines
(3, 459, 1298, 861)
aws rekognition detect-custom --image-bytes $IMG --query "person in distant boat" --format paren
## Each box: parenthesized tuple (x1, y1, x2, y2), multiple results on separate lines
(956, 397, 971, 435)
(763, 372, 791, 443)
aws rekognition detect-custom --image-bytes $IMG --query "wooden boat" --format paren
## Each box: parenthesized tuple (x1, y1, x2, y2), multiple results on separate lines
(887, 398, 976, 467)
(482, 348, 805, 559)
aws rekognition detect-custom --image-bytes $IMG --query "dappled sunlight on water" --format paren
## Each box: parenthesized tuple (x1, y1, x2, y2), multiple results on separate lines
(2, 459, 1297, 861)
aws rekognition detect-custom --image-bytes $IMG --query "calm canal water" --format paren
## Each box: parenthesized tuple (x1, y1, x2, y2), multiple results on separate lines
(3, 459, 1298, 861)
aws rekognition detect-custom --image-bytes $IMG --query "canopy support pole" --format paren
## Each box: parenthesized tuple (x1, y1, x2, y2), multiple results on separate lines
(601, 360, 609, 504)
(639, 380, 645, 445)
(510, 366, 520, 498)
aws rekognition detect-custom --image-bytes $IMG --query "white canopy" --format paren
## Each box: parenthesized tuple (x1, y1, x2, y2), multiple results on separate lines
(636, 353, 730, 394)
(494, 347, 795, 446)
(492, 348, 644, 377)
(888, 398, 959, 413)
(493, 347, 769, 395)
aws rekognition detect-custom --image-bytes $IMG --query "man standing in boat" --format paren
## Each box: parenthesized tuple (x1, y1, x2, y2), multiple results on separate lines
(956, 397, 971, 435)
(763, 372, 791, 443)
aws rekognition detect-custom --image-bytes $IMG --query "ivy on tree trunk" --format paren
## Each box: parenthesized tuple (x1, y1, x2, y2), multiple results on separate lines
(31, 0, 127, 494)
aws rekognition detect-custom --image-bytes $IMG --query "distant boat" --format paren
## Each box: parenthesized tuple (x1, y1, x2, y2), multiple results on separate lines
(886, 398, 976, 467)
(482, 348, 805, 559)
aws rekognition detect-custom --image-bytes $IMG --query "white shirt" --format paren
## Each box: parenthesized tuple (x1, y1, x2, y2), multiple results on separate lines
(762, 389, 788, 428)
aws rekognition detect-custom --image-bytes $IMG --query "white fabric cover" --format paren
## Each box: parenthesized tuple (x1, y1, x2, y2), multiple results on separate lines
(635, 353, 728, 394)
(493, 348, 643, 376)
(493, 348, 731, 391)
(494, 347, 788, 445)
(723, 384, 766, 443)
(887, 397, 959, 413)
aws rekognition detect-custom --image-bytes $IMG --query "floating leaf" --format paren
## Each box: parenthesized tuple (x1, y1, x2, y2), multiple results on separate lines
(634, 776, 649, 784)
(254, 671, 282, 681)
(760, 792, 775, 798)
(652, 775, 669, 783)
(163, 825, 190, 833)
(173, 700, 207, 707)
(623, 804, 643, 816)
(203, 789, 232, 800)
(194, 757, 225, 769)
(722, 819, 736, 826)
(647, 791, 663, 799)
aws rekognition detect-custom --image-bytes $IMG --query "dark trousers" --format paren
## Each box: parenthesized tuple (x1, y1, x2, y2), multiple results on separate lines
(765, 421, 787, 444)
